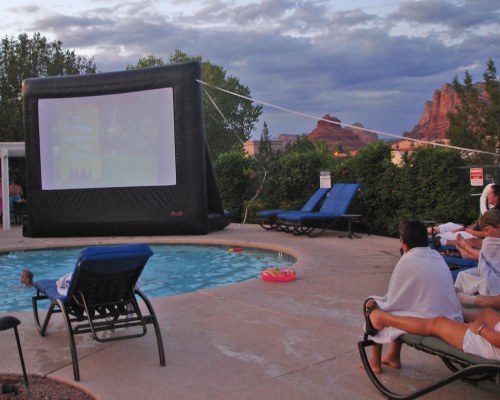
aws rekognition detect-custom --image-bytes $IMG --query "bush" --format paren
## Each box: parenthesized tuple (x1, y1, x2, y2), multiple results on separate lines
(214, 151, 252, 222)
(396, 146, 476, 225)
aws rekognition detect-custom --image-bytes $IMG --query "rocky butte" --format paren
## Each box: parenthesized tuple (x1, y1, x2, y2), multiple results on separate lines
(306, 114, 378, 151)
(404, 82, 487, 141)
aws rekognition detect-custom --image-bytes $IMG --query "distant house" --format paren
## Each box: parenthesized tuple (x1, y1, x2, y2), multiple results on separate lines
(333, 150, 359, 158)
(244, 140, 285, 156)
(244, 134, 299, 156)
(390, 138, 450, 165)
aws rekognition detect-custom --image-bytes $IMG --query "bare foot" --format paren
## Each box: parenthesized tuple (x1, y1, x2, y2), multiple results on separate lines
(359, 359, 382, 374)
(381, 355, 401, 369)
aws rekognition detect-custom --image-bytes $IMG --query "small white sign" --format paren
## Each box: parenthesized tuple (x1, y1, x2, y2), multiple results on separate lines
(320, 171, 331, 188)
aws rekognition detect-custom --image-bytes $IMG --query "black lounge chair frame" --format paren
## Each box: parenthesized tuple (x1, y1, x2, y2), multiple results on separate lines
(358, 333, 500, 399)
(277, 216, 344, 237)
(32, 245, 166, 381)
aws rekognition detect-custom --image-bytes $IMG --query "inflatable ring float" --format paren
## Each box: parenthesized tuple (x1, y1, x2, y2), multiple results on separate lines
(261, 267, 296, 282)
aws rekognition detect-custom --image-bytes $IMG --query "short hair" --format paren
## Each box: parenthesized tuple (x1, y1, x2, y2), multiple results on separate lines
(490, 184, 500, 199)
(22, 269, 33, 284)
(399, 220, 428, 249)
(479, 209, 500, 229)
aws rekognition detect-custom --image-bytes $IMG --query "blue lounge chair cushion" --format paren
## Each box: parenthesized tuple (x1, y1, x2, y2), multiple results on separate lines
(257, 187, 330, 218)
(34, 279, 66, 302)
(34, 243, 154, 304)
(277, 183, 361, 222)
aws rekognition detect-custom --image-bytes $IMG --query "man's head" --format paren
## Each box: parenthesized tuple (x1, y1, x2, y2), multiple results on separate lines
(20, 270, 33, 287)
(479, 209, 500, 237)
(399, 220, 428, 251)
(488, 184, 500, 207)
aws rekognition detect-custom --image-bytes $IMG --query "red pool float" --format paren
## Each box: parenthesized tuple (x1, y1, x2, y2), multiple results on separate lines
(261, 267, 296, 282)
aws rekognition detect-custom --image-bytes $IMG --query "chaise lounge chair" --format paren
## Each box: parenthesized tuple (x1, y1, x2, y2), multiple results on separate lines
(276, 183, 361, 237)
(32, 243, 166, 381)
(257, 187, 330, 231)
(359, 332, 500, 399)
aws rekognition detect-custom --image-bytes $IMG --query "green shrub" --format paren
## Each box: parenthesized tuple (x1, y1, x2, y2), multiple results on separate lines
(214, 151, 252, 222)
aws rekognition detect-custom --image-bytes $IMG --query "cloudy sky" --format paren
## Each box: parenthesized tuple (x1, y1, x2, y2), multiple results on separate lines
(1, 0, 499, 139)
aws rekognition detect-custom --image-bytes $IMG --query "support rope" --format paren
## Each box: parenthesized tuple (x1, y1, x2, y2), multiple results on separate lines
(197, 79, 498, 157)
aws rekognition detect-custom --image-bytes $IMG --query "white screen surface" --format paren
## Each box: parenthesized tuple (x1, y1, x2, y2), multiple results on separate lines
(38, 87, 176, 190)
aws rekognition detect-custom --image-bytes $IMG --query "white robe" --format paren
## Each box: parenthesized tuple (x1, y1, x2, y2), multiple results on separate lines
(368, 246, 463, 344)
(455, 237, 500, 295)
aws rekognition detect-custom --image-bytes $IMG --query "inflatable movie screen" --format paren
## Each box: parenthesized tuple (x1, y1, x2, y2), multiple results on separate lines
(23, 62, 228, 237)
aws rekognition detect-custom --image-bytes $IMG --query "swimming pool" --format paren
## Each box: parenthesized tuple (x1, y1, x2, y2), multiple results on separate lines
(0, 244, 296, 312)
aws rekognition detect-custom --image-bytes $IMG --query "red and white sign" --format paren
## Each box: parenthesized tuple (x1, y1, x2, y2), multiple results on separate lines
(470, 167, 484, 186)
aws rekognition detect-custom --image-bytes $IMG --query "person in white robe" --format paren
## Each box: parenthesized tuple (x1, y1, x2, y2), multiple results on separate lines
(364, 220, 463, 374)
(455, 209, 500, 298)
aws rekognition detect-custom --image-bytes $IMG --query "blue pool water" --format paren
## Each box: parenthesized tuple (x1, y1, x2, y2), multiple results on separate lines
(0, 245, 295, 312)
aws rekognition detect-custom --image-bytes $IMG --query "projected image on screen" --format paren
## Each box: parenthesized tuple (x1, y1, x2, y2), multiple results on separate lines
(38, 88, 176, 190)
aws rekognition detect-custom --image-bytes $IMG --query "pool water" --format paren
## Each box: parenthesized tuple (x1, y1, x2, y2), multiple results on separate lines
(0, 245, 295, 312)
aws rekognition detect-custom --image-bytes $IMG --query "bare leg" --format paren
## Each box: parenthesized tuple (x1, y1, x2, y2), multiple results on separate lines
(466, 237, 483, 249)
(476, 307, 500, 326)
(367, 344, 383, 374)
(381, 341, 402, 369)
(370, 311, 468, 351)
(456, 234, 480, 260)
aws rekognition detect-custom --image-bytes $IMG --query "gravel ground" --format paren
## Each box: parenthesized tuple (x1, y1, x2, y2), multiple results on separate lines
(0, 374, 95, 399)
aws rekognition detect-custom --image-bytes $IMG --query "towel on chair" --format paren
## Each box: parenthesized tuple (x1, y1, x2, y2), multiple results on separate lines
(56, 273, 73, 296)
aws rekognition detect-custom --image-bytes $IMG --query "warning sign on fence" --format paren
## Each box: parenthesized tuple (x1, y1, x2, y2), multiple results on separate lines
(470, 167, 484, 186)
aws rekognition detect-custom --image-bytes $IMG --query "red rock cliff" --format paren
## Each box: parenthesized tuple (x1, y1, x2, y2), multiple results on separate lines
(405, 82, 487, 140)
(307, 114, 378, 150)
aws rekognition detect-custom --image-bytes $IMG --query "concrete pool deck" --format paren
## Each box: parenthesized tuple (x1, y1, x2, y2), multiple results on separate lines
(0, 224, 498, 399)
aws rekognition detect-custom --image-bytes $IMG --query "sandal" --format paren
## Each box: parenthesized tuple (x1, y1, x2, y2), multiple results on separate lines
(363, 298, 380, 336)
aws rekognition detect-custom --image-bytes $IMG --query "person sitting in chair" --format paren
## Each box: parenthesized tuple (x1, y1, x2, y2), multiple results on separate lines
(363, 220, 463, 374)
(430, 184, 500, 247)
(454, 210, 500, 300)
(365, 302, 500, 361)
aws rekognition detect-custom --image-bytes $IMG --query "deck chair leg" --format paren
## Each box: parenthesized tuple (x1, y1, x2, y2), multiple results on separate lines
(135, 291, 166, 366)
(58, 300, 80, 381)
(307, 217, 341, 237)
(33, 298, 58, 337)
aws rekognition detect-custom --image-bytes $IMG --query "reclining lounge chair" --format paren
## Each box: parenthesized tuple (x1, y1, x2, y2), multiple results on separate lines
(359, 333, 500, 399)
(276, 183, 361, 237)
(257, 187, 330, 231)
(32, 243, 166, 381)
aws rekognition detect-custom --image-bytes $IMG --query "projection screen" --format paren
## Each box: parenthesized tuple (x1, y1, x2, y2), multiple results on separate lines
(23, 62, 228, 237)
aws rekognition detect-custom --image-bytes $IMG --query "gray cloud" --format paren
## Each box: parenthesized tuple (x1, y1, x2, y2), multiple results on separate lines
(17, 0, 500, 137)
(391, 0, 500, 30)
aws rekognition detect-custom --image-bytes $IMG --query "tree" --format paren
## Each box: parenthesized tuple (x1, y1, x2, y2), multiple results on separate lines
(214, 151, 253, 221)
(126, 54, 164, 70)
(168, 50, 262, 159)
(257, 122, 273, 162)
(447, 60, 500, 162)
(341, 141, 400, 234)
(397, 146, 475, 225)
(483, 59, 500, 152)
(0, 33, 97, 142)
